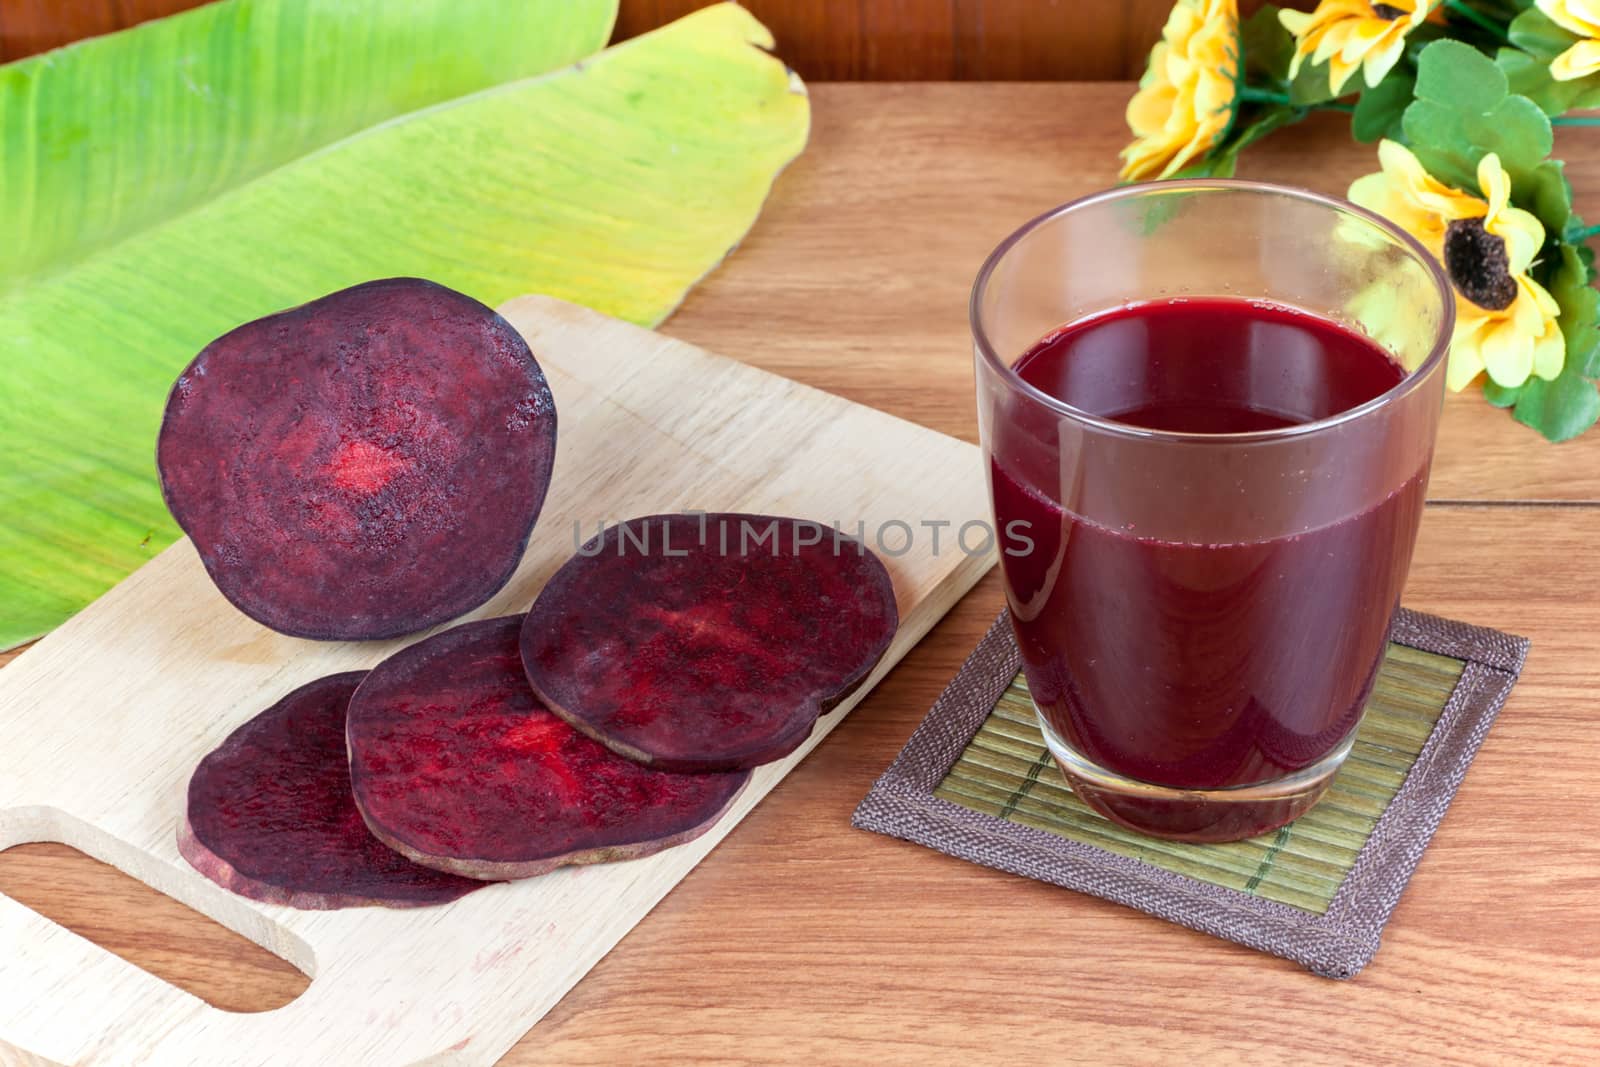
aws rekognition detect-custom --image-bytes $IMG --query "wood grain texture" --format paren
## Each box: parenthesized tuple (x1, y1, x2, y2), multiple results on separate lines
(0, 297, 992, 1065)
(2, 83, 1598, 1065)
(950, 0, 1170, 81)
(4, 0, 1311, 73)
(617, 0, 1239, 79)
(0, 843, 309, 1014)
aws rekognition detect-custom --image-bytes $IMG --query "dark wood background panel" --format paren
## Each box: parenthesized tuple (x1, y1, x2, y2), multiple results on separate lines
(3, 0, 1308, 75)
(0, 0, 208, 60)
(615, 0, 1203, 80)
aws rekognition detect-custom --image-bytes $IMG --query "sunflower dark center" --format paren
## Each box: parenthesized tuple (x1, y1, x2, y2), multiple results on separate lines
(1371, 3, 1406, 18)
(1443, 217, 1517, 311)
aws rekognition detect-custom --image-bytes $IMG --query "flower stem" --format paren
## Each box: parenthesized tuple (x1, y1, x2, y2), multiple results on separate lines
(1237, 86, 1293, 106)
(1236, 86, 1354, 113)
(1571, 223, 1600, 241)
(1553, 115, 1600, 125)
(1442, 0, 1508, 39)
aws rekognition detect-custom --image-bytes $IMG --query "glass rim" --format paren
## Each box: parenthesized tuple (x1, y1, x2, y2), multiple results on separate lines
(969, 178, 1456, 443)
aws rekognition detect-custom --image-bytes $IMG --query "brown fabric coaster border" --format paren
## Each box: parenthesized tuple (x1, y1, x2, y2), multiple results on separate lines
(852, 608, 1529, 979)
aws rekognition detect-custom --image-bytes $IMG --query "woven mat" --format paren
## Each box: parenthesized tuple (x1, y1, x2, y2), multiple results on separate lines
(853, 608, 1529, 978)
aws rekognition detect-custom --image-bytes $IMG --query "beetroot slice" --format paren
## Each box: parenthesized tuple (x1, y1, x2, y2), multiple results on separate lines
(179, 672, 485, 909)
(346, 616, 749, 880)
(519, 513, 899, 772)
(156, 277, 556, 640)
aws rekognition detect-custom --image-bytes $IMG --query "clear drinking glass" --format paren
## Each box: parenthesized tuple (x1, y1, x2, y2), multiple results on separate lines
(972, 180, 1453, 843)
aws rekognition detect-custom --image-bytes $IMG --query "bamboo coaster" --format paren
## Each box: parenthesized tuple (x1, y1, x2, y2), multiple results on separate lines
(853, 609, 1529, 978)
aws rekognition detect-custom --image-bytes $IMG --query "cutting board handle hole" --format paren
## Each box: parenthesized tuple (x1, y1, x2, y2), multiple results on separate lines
(0, 809, 310, 1013)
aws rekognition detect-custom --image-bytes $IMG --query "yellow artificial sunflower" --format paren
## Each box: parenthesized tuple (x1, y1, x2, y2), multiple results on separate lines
(1281, 1, 1437, 96)
(1349, 140, 1565, 390)
(1537, 0, 1600, 80)
(1120, 0, 1239, 181)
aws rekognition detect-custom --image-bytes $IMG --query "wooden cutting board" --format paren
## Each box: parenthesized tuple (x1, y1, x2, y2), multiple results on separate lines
(0, 296, 992, 1066)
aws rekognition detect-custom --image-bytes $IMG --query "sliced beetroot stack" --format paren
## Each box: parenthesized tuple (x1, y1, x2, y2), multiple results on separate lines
(175, 491, 898, 901)
(346, 616, 750, 880)
(520, 513, 899, 772)
(157, 278, 557, 641)
(180, 673, 486, 909)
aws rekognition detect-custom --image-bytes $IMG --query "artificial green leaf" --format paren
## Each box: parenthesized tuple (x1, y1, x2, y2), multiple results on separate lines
(1560, 241, 1600, 378)
(1352, 67, 1416, 143)
(1407, 96, 1553, 186)
(1512, 243, 1600, 440)
(1289, 56, 1338, 106)
(1401, 125, 1474, 190)
(1512, 365, 1600, 439)
(1413, 39, 1506, 114)
(0, 3, 810, 648)
(1518, 159, 1576, 244)
(1496, 49, 1565, 117)
(1404, 39, 1553, 187)
(1225, 104, 1302, 157)
(1171, 150, 1241, 181)
(1171, 154, 1240, 179)
(0, 0, 618, 287)
(1241, 5, 1294, 84)
(1500, 5, 1600, 113)
(1555, 238, 1597, 325)
(1496, 44, 1550, 96)
(1483, 380, 1524, 407)
(1508, 6, 1579, 61)
(1496, 43, 1600, 116)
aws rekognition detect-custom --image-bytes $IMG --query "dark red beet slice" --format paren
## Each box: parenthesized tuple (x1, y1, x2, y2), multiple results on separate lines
(179, 672, 485, 909)
(156, 277, 557, 640)
(346, 616, 749, 880)
(519, 513, 899, 772)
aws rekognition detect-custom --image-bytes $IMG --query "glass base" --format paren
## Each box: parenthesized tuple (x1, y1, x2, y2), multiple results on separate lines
(1036, 711, 1355, 844)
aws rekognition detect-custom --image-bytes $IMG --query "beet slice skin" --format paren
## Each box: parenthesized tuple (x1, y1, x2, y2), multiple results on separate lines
(520, 513, 900, 772)
(156, 277, 557, 641)
(179, 672, 486, 909)
(346, 616, 749, 881)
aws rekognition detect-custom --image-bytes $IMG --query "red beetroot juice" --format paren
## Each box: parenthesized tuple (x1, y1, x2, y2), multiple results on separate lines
(990, 298, 1428, 838)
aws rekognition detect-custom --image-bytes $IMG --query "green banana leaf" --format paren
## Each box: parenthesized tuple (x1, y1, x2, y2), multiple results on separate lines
(2, 0, 619, 286)
(0, 2, 810, 649)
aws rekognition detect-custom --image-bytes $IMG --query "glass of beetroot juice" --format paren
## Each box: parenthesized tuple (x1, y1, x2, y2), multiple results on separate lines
(972, 181, 1454, 843)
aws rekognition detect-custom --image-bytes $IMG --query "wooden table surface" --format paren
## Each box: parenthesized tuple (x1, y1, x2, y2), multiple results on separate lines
(3, 83, 1598, 1065)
